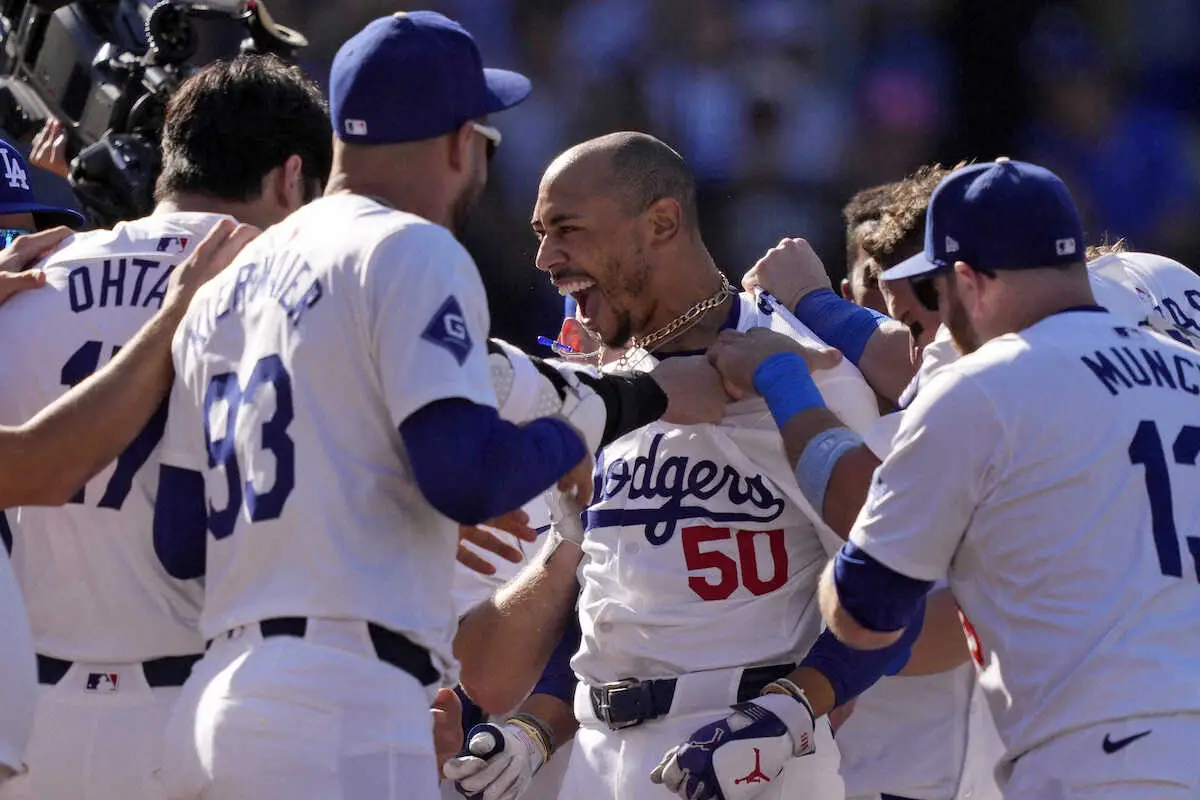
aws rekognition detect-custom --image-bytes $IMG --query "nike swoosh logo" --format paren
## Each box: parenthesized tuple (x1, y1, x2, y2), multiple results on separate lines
(1102, 729, 1152, 754)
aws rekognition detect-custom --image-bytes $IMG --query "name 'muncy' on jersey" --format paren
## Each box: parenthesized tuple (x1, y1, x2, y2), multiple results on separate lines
(0, 213, 224, 662)
(159, 194, 495, 684)
(850, 308, 1200, 770)
(572, 294, 880, 685)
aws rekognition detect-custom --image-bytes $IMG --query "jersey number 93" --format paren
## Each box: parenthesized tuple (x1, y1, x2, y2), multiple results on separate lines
(203, 355, 295, 539)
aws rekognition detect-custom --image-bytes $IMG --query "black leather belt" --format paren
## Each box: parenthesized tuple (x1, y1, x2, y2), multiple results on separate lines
(589, 663, 794, 730)
(36, 652, 201, 688)
(220, 617, 439, 687)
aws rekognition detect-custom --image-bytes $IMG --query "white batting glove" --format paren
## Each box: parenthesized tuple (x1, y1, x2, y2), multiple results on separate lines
(443, 719, 550, 800)
(650, 680, 816, 800)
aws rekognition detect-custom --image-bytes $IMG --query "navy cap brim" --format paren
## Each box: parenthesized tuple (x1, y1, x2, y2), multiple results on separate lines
(5, 201, 86, 229)
(482, 67, 532, 114)
(881, 251, 945, 281)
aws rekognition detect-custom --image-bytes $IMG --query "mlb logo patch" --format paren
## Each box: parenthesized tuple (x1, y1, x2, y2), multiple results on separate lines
(156, 236, 190, 255)
(945, 236, 960, 254)
(85, 672, 119, 692)
(421, 295, 472, 365)
(345, 119, 369, 136)
(1055, 237, 1077, 256)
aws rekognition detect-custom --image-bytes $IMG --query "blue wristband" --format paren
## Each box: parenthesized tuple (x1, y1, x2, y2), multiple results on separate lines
(794, 289, 889, 366)
(795, 426, 863, 512)
(753, 352, 825, 427)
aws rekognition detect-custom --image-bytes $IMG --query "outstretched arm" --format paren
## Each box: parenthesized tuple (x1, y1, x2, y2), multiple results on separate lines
(741, 237, 917, 402)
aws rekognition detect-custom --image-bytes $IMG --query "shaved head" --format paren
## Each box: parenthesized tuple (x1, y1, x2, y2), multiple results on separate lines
(543, 132, 699, 229)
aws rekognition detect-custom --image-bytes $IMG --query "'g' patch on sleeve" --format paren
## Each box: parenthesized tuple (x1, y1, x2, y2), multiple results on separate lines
(421, 295, 472, 365)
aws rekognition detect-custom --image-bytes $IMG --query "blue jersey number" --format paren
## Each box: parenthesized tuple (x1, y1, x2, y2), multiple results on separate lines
(1128, 420, 1200, 580)
(60, 340, 168, 509)
(203, 355, 295, 539)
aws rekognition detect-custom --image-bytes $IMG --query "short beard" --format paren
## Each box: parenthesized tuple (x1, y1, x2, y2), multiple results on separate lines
(944, 276, 981, 354)
(604, 311, 632, 349)
(448, 179, 484, 238)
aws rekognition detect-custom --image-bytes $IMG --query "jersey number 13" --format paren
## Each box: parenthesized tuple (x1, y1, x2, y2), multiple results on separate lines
(1129, 420, 1200, 581)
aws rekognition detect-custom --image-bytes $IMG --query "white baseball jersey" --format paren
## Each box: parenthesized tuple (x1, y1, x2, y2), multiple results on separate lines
(0, 213, 223, 662)
(572, 293, 879, 683)
(1088, 251, 1200, 349)
(844, 256, 1200, 799)
(0, 549, 35, 772)
(849, 308, 1200, 771)
(160, 193, 495, 683)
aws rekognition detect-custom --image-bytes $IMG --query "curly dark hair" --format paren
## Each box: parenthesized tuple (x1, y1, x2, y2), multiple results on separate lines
(862, 161, 970, 268)
(155, 55, 331, 203)
(841, 182, 898, 269)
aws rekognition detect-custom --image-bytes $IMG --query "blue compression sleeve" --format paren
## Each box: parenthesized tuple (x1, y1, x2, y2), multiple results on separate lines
(801, 595, 926, 707)
(400, 398, 587, 526)
(154, 465, 208, 580)
(531, 614, 581, 705)
(794, 289, 890, 366)
(833, 541, 934, 633)
(753, 352, 826, 428)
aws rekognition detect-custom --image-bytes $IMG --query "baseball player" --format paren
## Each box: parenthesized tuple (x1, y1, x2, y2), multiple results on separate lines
(742, 161, 1200, 800)
(454, 131, 905, 800)
(722, 159, 1200, 797)
(0, 57, 329, 800)
(152, 13, 600, 800)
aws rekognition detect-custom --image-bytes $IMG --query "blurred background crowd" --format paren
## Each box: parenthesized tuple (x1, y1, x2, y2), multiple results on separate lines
(33, 0, 1200, 350)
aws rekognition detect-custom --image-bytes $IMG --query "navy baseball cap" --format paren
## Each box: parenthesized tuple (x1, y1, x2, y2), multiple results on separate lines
(330, 11, 531, 145)
(882, 158, 1084, 281)
(0, 138, 84, 228)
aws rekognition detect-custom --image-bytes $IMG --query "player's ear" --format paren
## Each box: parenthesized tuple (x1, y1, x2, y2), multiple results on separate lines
(644, 196, 682, 244)
(279, 154, 306, 211)
(840, 278, 853, 301)
(447, 122, 475, 173)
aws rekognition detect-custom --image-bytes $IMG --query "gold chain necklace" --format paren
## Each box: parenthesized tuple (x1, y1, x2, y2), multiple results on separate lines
(618, 275, 735, 368)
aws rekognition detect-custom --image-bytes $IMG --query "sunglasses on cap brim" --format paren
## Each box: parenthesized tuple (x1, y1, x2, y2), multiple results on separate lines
(471, 122, 502, 160)
(909, 272, 942, 312)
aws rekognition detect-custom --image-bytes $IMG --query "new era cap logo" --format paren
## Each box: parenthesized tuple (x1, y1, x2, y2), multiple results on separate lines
(945, 236, 960, 254)
(1056, 237, 1077, 256)
(345, 119, 368, 136)
(85, 672, 119, 692)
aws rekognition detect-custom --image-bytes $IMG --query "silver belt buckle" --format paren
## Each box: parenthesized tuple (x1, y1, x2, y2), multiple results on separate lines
(595, 678, 644, 731)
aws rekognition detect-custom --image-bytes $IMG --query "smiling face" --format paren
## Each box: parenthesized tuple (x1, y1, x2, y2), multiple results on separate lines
(531, 157, 655, 348)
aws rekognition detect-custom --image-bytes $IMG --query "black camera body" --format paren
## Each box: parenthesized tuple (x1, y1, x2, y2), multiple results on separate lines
(0, 0, 306, 226)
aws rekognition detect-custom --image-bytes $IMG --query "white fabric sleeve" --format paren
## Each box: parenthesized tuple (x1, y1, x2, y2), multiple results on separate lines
(760, 297, 881, 434)
(157, 339, 208, 471)
(367, 224, 497, 427)
(848, 368, 1009, 582)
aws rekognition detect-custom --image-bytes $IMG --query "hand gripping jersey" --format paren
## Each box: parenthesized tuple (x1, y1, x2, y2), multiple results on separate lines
(572, 293, 879, 684)
(0, 213, 224, 661)
(160, 194, 495, 684)
(849, 309, 1200, 771)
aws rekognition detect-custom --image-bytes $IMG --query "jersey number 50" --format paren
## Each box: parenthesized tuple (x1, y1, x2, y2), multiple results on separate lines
(203, 355, 295, 539)
(1129, 420, 1200, 580)
(682, 526, 788, 601)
